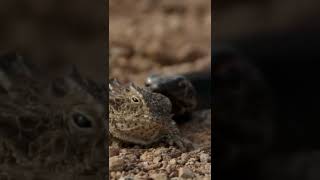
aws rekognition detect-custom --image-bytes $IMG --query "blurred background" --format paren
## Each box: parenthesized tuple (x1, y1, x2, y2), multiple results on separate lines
(109, 0, 211, 84)
(0, 0, 107, 82)
(0, 1, 108, 179)
(215, 0, 320, 41)
(214, 0, 320, 179)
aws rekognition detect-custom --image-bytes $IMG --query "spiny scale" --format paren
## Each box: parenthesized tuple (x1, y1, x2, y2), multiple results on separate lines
(0, 52, 107, 179)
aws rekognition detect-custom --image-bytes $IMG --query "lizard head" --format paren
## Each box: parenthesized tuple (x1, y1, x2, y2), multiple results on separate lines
(109, 79, 172, 123)
(109, 79, 192, 149)
(0, 52, 107, 178)
(27, 67, 107, 174)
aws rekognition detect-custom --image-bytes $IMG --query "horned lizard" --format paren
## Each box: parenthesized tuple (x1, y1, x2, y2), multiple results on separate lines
(0, 52, 107, 180)
(108, 75, 197, 151)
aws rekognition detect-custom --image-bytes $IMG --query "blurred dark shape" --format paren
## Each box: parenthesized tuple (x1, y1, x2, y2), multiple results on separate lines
(214, 0, 320, 41)
(215, 0, 320, 179)
(261, 151, 320, 180)
(213, 47, 274, 179)
(229, 32, 320, 150)
(183, 70, 211, 110)
(0, 52, 107, 179)
(214, 32, 320, 179)
(0, 0, 107, 179)
(145, 74, 198, 118)
(0, 0, 107, 82)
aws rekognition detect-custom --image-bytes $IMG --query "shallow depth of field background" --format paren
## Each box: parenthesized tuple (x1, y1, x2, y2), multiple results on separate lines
(215, 0, 320, 179)
(0, 0, 107, 82)
(109, 0, 211, 84)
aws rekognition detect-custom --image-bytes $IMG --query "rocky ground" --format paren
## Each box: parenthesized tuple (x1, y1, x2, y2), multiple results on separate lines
(109, 0, 211, 179)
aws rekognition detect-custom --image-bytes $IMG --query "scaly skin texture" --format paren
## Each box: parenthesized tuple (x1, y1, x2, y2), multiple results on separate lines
(0, 53, 107, 180)
(109, 79, 193, 151)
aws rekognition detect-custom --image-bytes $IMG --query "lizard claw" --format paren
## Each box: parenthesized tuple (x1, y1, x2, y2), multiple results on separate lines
(168, 135, 194, 152)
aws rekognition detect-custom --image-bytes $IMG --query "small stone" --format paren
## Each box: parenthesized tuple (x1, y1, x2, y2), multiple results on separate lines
(153, 156, 162, 164)
(120, 148, 128, 154)
(176, 160, 183, 164)
(205, 163, 211, 171)
(180, 153, 189, 163)
(134, 174, 148, 180)
(200, 153, 210, 163)
(154, 147, 167, 155)
(115, 171, 122, 177)
(140, 152, 149, 161)
(169, 171, 177, 178)
(169, 159, 176, 165)
(119, 176, 134, 180)
(110, 172, 116, 178)
(165, 165, 172, 173)
(178, 167, 194, 179)
(161, 161, 168, 168)
(109, 156, 125, 171)
(142, 161, 149, 168)
(127, 154, 138, 161)
(150, 173, 168, 180)
(187, 161, 194, 165)
(109, 147, 120, 157)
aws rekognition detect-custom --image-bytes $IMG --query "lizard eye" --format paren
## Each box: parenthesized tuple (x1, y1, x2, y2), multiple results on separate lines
(72, 113, 92, 128)
(131, 96, 140, 103)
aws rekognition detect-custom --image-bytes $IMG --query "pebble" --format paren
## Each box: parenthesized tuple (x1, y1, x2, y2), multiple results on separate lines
(153, 156, 162, 164)
(170, 177, 179, 180)
(161, 161, 168, 168)
(150, 173, 168, 180)
(140, 152, 152, 161)
(200, 153, 210, 163)
(127, 154, 138, 161)
(205, 164, 211, 173)
(195, 176, 211, 180)
(119, 176, 134, 180)
(176, 160, 183, 164)
(180, 153, 189, 163)
(134, 174, 148, 180)
(142, 161, 149, 168)
(116, 171, 122, 177)
(169, 171, 178, 178)
(109, 147, 120, 157)
(178, 167, 194, 179)
(169, 159, 177, 165)
(186, 161, 194, 165)
(165, 165, 172, 173)
(154, 147, 167, 155)
(109, 156, 125, 171)
(140, 152, 148, 161)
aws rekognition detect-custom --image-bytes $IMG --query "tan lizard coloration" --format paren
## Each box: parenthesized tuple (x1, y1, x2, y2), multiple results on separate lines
(109, 79, 194, 151)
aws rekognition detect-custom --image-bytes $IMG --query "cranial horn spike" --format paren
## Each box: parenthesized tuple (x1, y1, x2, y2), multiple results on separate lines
(109, 78, 122, 91)
(129, 82, 138, 90)
(109, 83, 114, 91)
(110, 79, 120, 86)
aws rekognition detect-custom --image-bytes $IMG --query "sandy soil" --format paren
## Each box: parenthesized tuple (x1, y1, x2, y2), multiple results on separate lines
(109, 0, 211, 179)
